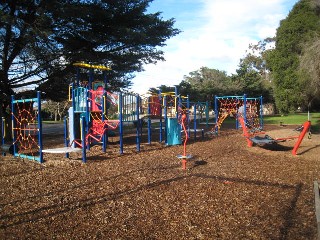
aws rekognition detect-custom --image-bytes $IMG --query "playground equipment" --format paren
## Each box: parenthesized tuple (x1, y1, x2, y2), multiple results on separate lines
(172, 91, 194, 169)
(162, 89, 181, 145)
(24, 63, 114, 163)
(42, 119, 82, 156)
(66, 65, 189, 161)
(156, 87, 181, 146)
(188, 101, 209, 140)
(1, 91, 83, 162)
(238, 116, 311, 155)
(207, 94, 263, 136)
(145, 94, 163, 143)
(140, 88, 206, 147)
(176, 111, 192, 170)
(1, 91, 43, 162)
(2, 64, 201, 165)
(68, 63, 121, 162)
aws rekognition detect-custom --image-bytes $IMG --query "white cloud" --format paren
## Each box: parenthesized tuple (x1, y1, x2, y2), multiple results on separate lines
(131, 0, 298, 94)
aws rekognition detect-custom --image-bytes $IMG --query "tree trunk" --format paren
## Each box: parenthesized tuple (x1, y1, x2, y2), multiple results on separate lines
(0, 71, 14, 142)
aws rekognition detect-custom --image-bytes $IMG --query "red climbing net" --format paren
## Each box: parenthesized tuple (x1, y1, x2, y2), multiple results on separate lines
(214, 97, 261, 131)
(11, 100, 41, 159)
(85, 112, 120, 145)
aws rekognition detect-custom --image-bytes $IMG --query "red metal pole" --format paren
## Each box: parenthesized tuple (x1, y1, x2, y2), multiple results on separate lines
(292, 121, 311, 155)
(238, 116, 253, 147)
(181, 113, 188, 169)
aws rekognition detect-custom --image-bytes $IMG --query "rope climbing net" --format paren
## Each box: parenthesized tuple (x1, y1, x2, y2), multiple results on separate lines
(210, 95, 263, 135)
(11, 93, 43, 163)
(216, 97, 240, 129)
(72, 112, 120, 148)
(244, 98, 262, 131)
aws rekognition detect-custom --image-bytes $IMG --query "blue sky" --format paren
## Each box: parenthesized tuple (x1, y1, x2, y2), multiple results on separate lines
(131, 0, 300, 94)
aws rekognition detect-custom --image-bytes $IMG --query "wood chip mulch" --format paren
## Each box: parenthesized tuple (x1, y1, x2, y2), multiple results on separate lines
(0, 124, 319, 239)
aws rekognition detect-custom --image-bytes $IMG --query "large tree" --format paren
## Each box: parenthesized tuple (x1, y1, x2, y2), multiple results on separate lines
(183, 67, 234, 101)
(231, 38, 274, 102)
(266, 0, 320, 113)
(298, 37, 320, 110)
(0, 0, 179, 117)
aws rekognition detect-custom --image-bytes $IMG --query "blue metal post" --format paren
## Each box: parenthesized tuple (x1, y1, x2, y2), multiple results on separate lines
(102, 94, 106, 153)
(140, 96, 143, 137)
(122, 94, 126, 122)
(119, 92, 123, 154)
(194, 104, 197, 140)
(85, 88, 90, 150)
(102, 71, 107, 153)
(214, 95, 218, 133)
(71, 83, 76, 147)
(64, 117, 69, 158)
(147, 97, 151, 144)
(206, 101, 209, 128)
(86, 68, 93, 151)
(197, 102, 200, 124)
(243, 94, 247, 128)
(174, 86, 178, 119)
(260, 96, 264, 129)
(1, 117, 5, 156)
(164, 95, 168, 144)
(37, 91, 43, 163)
(236, 97, 239, 129)
(136, 95, 140, 152)
(159, 90, 163, 142)
(81, 116, 87, 163)
(11, 95, 17, 156)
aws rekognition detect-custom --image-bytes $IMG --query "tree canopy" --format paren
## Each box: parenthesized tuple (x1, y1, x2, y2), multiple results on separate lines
(266, 0, 320, 113)
(182, 67, 233, 101)
(2, 0, 320, 118)
(299, 38, 320, 110)
(0, 0, 180, 106)
(163, 0, 320, 113)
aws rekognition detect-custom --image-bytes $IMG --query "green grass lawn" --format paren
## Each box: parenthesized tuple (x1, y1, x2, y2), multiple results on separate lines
(212, 112, 320, 133)
(264, 113, 320, 133)
(43, 112, 320, 133)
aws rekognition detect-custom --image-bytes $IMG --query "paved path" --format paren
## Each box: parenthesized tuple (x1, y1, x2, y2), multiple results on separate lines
(42, 123, 64, 135)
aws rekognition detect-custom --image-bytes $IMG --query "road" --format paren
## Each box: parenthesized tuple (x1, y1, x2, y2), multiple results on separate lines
(42, 123, 65, 135)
